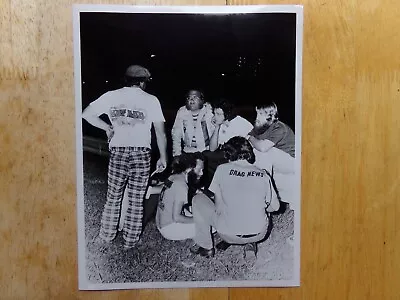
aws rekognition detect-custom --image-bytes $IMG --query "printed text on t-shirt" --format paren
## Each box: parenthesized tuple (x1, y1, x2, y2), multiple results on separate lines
(110, 107, 146, 126)
(229, 169, 265, 177)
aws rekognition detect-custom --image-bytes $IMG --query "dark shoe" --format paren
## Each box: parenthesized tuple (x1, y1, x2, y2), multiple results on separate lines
(190, 244, 215, 258)
(243, 242, 258, 258)
(182, 204, 193, 217)
(216, 241, 231, 251)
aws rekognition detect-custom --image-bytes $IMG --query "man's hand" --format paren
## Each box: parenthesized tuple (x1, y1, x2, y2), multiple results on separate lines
(212, 116, 224, 127)
(106, 126, 114, 142)
(155, 157, 167, 173)
(211, 117, 218, 126)
(153, 121, 168, 172)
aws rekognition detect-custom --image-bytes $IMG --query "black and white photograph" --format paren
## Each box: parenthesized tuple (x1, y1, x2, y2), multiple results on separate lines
(73, 4, 303, 290)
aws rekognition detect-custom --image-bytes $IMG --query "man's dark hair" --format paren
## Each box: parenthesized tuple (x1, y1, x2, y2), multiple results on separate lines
(171, 152, 204, 175)
(171, 152, 204, 207)
(185, 89, 205, 101)
(222, 136, 255, 164)
(184, 90, 206, 111)
(213, 98, 237, 121)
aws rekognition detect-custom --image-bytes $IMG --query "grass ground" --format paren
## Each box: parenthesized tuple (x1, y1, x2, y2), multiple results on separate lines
(82, 153, 294, 284)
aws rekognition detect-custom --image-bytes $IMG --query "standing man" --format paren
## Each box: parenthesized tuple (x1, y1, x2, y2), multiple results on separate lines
(82, 65, 167, 249)
(171, 90, 215, 157)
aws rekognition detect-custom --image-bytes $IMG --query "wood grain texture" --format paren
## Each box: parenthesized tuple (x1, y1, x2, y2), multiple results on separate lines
(1, 0, 399, 299)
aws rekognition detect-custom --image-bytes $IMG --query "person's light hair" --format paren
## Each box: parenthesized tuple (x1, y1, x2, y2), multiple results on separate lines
(256, 102, 279, 121)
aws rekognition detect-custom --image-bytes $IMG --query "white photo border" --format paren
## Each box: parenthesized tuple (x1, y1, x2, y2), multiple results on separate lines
(73, 4, 303, 290)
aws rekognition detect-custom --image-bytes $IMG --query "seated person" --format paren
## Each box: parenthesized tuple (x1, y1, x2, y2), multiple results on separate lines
(155, 152, 205, 241)
(203, 98, 253, 187)
(247, 102, 295, 174)
(246, 102, 296, 245)
(171, 90, 215, 157)
(246, 102, 296, 209)
(209, 98, 254, 151)
(189, 136, 280, 258)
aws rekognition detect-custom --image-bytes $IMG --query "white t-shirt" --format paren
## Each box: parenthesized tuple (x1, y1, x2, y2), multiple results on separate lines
(218, 116, 253, 146)
(208, 160, 272, 235)
(85, 86, 165, 148)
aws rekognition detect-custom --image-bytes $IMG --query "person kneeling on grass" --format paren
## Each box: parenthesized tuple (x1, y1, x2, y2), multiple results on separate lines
(155, 152, 205, 241)
(190, 136, 280, 258)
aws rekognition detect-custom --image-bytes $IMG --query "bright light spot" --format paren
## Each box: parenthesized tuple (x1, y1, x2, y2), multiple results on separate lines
(221, 73, 225, 76)
(105, 80, 108, 83)
(151, 54, 156, 58)
(82, 81, 85, 84)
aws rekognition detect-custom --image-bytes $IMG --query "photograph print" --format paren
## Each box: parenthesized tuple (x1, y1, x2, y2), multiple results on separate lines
(73, 4, 303, 290)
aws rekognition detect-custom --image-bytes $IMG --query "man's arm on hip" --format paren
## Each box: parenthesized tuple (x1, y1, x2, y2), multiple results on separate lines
(82, 105, 111, 132)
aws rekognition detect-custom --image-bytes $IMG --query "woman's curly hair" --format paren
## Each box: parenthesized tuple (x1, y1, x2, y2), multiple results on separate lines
(213, 98, 236, 121)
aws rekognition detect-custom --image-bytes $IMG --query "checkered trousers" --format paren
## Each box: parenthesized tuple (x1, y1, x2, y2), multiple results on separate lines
(99, 147, 151, 247)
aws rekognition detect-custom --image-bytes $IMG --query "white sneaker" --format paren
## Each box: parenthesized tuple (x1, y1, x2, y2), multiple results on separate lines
(183, 206, 193, 217)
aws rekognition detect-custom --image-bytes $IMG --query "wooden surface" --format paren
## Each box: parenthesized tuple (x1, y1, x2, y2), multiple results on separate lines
(1, 0, 399, 299)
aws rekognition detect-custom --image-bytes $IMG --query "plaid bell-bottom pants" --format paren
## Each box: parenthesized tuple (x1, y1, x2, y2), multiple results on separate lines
(99, 147, 151, 247)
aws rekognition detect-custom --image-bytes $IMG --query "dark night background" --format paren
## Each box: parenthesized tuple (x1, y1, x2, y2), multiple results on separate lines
(79, 12, 297, 158)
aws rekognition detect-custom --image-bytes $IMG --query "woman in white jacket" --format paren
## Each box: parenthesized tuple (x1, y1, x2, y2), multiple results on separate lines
(171, 90, 215, 157)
